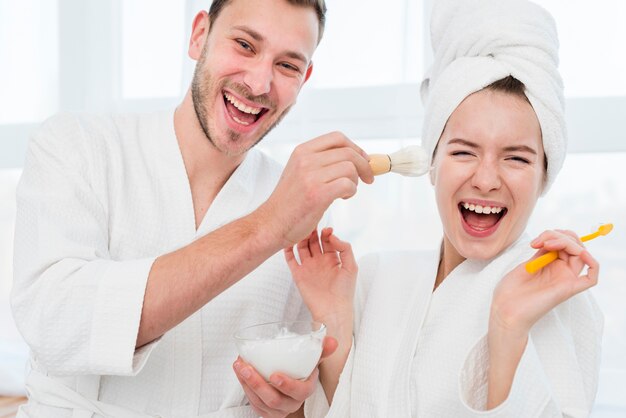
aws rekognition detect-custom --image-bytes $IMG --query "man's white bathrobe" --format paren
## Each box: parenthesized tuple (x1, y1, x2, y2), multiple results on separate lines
(11, 111, 308, 418)
(306, 239, 603, 417)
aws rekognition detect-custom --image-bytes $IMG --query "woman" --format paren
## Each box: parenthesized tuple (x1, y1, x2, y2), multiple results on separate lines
(286, 0, 603, 416)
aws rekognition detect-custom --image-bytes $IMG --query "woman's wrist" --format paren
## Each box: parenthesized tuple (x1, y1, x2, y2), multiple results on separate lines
(486, 311, 530, 409)
(314, 309, 353, 350)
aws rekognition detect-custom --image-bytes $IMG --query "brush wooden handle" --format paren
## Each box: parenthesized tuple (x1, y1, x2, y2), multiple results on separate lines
(369, 154, 391, 176)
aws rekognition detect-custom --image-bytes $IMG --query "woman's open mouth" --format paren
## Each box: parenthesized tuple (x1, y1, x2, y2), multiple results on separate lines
(458, 201, 507, 237)
(223, 91, 269, 128)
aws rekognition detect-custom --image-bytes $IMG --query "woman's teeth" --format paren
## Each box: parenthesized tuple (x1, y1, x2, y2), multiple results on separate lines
(224, 93, 262, 115)
(461, 202, 504, 215)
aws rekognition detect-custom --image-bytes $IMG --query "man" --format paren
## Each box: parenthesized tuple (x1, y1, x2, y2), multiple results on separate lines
(11, 0, 373, 417)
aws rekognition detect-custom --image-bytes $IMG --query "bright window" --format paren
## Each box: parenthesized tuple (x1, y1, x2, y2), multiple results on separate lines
(122, 0, 186, 99)
(310, 0, 423, 88)
(0, 0, 58, 124)
(537, 0, 626, 97)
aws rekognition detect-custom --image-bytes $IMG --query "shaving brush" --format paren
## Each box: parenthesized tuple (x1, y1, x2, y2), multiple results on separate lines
(368, 145, 430, 177)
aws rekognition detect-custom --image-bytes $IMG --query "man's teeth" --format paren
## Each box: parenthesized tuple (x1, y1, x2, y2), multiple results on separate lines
(462, 202, 504, 214)
(232, 116, 250, 126)
(224, 93, 262, 115)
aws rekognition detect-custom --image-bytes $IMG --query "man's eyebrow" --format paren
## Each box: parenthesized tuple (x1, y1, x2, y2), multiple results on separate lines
(232, 25, 308, 64)
(233, 25, 264, 42)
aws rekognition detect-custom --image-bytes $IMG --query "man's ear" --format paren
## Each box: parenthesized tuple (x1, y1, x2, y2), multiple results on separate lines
(304, 62, 314, 83)
(189, 11, 210, 61)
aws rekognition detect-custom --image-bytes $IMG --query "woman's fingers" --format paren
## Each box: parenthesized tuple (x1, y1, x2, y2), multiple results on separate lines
(284, 246, 297, 266)
(574, 250, 600, 293)
(320, 227, 333, 252)
(328, 234, 357, 274)
(308, 229, 322, 257)
(531, 229, 581, 249)
(541, 236, 585, 256)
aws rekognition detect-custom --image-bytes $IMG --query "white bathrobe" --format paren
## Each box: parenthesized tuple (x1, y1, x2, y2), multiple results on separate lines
(11, 111, 308, 418)
(305, 238, 603, 417)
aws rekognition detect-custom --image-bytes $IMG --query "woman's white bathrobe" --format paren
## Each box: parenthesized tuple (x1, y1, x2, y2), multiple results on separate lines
(306, 239, 603, 417)
(11, 112, 308, 418)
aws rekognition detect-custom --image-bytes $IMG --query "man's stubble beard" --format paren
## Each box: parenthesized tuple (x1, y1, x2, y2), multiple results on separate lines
(190, 46, 293, 157)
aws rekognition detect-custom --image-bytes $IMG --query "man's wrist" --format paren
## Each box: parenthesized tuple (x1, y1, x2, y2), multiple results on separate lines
(248, 201, 288, 252)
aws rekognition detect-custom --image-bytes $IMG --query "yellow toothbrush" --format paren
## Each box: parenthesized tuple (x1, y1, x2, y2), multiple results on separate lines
(525, 223, 614, 274)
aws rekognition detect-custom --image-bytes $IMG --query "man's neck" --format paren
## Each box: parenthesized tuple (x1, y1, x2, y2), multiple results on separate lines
(174, 90, 247, 228)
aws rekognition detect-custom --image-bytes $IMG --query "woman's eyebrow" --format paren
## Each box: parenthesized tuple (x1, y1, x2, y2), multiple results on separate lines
(447, 138, 479, 148)
(503, 145, 537, 155)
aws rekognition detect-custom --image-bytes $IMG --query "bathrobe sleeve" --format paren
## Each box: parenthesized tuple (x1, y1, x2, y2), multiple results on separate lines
(11, 113, 159, 376)
(458, 292, 603, 417)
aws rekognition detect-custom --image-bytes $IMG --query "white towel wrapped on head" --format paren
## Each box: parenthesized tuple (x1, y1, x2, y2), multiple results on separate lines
(420, 0, 566, 192)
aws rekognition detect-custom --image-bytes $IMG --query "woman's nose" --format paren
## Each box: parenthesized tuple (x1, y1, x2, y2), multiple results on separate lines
(471, 158, 501, 192)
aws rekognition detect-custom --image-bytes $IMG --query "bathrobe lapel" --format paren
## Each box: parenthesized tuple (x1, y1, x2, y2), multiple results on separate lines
(351, 251, 439, 417)
(169, 151, 260, 416)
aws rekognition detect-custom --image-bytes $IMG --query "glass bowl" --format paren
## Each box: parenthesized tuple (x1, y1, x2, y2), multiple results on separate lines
(234, 321, 326, 381)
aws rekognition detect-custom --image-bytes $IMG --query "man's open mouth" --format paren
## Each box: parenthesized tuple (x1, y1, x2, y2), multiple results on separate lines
(459, 201, 507, 232)
(223, 91, 269, 126)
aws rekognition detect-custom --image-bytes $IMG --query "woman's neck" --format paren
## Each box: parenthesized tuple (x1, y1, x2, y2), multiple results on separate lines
(433, 237, 466, 291)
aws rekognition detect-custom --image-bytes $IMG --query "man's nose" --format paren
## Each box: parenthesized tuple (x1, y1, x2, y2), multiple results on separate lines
(243, 59, 273, 97)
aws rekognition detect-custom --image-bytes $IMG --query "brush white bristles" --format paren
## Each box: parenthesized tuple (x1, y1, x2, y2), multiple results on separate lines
(369, 145, 430, 177)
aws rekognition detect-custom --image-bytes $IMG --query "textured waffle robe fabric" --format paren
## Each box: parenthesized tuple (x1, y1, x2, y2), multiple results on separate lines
(304, 238, 602, 417)
(12, 111, 308, 418)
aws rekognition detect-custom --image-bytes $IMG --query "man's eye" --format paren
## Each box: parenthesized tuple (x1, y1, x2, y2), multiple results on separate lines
(237, 40, 252, 51)
(280, 62, 300, 73)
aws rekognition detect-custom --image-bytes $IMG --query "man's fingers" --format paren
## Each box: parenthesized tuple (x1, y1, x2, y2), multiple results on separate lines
(298, 132, 367, 159)
(233, 360, 300, 414)
(325, 177, 358, 201)
(319, 336, 338, 360)
(233, 363, 270, 416)
(268, 368, 318, 402)
(315, 161, 360, 187)
(239, 380, 269, 417)
(295, 133, 373, 184)
(314, 147, 373, 185)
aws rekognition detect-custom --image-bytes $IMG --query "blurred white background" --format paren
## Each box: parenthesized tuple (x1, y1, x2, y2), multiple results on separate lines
(1, 0, 625, 414)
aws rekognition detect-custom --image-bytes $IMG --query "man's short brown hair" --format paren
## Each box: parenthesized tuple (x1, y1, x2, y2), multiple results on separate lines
(208, 0, 327, 43)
